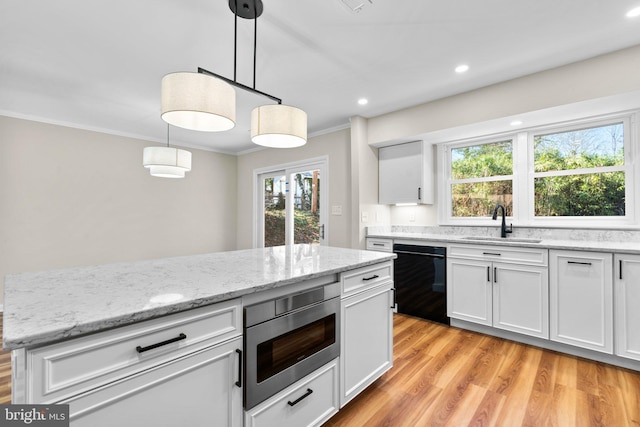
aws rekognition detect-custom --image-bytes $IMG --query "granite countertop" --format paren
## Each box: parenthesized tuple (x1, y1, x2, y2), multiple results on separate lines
(367, 229, 640, 254)
(3, 245, 395, 351)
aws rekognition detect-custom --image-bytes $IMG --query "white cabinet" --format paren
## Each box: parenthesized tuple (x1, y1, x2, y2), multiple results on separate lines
(614, 254, 640, 361)
(447, 244, 549, 339)
(17, 300, 244, 426)
(448, 258, 493, 326)
(340, 264, 394, 407)
(365, 237, 393, 252)
(64, 337, 243, 427)
(378, 140, 433, 205)
(549, 250, 613, 354)
(245, 359, 339, 427)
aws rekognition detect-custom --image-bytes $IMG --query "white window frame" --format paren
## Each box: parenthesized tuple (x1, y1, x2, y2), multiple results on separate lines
(438, 111, 639, 228)
(438, 133, 519, 226)
(253, 156, 329, 248)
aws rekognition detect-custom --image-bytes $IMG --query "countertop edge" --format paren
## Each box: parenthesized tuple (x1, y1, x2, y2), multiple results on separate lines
(367, 233, 640, 254)
(3, 254, 396, 351)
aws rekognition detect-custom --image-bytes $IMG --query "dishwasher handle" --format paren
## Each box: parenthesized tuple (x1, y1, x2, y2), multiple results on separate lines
(393, 250, 445, 258)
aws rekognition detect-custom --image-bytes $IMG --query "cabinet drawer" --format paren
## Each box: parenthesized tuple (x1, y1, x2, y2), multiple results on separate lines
(341, 262, 393, 296)
(366, 238, 393, 252)
(245, 359, 339, 427)
(27, 298, 242, 403)
(448, 244, 548, 266)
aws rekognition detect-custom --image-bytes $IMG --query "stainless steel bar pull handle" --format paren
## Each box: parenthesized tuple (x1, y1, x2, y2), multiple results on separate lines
(494, 267, 497, 283)
(288, 388, 313, 406)
(391, 287, 396, 309)
(136, 333, 186, 353)
(418, 187, 422, 200)
(235, 349, 242, 388)
(487, 266, 490, 282)
(362, 275, 379, 281)
(567, 261, 592, 266)
(483, 252, 501, 256)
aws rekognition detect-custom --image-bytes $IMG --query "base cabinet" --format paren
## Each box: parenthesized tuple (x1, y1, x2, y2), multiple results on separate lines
(550, 250, 613, 354)
(447, 245, 549, 339)
(244, 359, 339, 427)
(340, 282, 394, 407)
(615, 254, 640, 361)
(64, 337, 243, 427)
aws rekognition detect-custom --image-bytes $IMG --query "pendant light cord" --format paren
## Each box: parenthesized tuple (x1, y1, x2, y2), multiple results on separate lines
(166, 124, 170, 148)
(253, 0, 257, 89)
(234, 0, 238, 82)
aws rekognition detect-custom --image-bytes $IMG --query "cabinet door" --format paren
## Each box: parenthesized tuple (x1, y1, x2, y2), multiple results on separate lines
(615, 254, 640, 361)
(493, 262, 549, 339)
(379, 141, 433, 204)
(447, 258, 492, 326)
(65, 338, 243, 427)
(550, 251, 613, 354)
(340, 283, 393, 407)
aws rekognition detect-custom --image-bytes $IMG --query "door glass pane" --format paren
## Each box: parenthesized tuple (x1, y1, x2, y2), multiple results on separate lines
(263, 175, 286, 247)
(293, 169, 320, 245)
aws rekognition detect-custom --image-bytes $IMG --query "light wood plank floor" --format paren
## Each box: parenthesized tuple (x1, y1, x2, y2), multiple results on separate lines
(0, 315, 12, 404)
(325, 314, 640, 427)
(1, 314, 639, 425)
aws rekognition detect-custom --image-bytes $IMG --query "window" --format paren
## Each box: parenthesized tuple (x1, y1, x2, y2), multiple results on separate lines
(532, 122, 625, 217)
(440, 113, 637, 227)
(450, 140, 514, 218)
(255, 158, 328, 248)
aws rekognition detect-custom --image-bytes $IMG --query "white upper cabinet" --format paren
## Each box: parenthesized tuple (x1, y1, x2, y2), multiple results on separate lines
(378, 140, 434, 205)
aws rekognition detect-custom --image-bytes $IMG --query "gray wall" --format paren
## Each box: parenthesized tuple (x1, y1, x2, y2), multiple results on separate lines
(0, 116, 238, 305)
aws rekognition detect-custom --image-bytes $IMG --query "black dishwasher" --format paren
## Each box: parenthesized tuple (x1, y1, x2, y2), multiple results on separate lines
(393, 244, 448, 325)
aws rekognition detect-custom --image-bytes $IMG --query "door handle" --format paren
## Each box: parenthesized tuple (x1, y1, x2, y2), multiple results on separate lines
(288, 388, 313, 406)
(235, 349, 242, 388)
(136, 333, 186, 353)
(320, 224, 325, 240)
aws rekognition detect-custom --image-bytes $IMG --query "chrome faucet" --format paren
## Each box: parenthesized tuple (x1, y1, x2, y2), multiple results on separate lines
(492, 204, 512, 238)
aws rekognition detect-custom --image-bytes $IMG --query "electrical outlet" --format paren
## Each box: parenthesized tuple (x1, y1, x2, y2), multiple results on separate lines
(409, 209, 416, 222)
(361, 211, 369, 222)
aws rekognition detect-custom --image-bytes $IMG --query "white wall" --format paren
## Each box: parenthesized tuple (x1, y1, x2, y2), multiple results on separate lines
(235, 129, 352, 250)
(367, 44, 640, 146)
(0, 116, 238, 305)
(369, 44, 640, 226)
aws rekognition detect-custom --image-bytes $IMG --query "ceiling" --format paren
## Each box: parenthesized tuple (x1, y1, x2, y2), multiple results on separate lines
(1, 1, 640, 154)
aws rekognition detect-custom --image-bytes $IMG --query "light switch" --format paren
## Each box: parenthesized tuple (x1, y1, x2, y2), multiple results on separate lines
(331, 205, 342, 215)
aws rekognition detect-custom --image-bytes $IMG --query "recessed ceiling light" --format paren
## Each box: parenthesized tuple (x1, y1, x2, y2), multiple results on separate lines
(510, 120, 523, 126)
(358, 98, 368, 105)
(626, 6, 640, 17)
(455, 64, 469, 73)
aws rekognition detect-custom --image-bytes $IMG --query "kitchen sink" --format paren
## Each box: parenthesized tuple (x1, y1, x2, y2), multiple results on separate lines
(460, 236, 542, 243)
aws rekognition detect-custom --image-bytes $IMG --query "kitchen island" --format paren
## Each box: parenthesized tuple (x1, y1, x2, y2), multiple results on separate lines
(4, 245, 396, 426)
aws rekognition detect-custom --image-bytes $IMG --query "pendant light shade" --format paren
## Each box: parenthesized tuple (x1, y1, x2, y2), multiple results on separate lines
(143, 146, 192, 178)
(251, 105, 307, 148)
(161, 72, 236, 132)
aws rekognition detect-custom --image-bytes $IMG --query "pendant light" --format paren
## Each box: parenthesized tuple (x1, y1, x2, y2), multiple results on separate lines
(143, 125, 192, 178)
(161, 72, 235, 132)
(251, 104, 307, 148)
(161, 0, 307, 148)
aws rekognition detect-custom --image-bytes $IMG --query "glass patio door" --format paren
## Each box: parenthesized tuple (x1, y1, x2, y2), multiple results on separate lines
(257, 160, 326, 248)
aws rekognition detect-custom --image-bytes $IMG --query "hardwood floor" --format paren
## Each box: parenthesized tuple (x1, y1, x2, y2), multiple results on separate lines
(0, 316, 12, 404)
(325, 314, 640, 427)
(0, 314, 638, 425)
